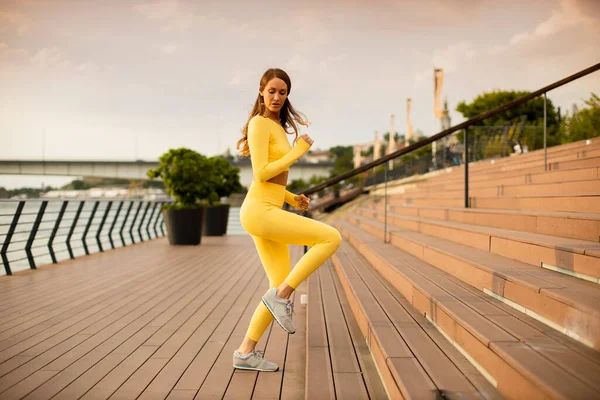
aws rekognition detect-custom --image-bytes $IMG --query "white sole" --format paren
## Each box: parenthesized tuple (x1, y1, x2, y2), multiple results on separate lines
(233, 364, 279, 372)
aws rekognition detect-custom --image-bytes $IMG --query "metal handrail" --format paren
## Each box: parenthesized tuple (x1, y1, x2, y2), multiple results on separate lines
(300, 62, 600, 196)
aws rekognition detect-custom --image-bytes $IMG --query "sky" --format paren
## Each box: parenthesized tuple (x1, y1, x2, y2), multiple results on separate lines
(1, 0, 599, 189)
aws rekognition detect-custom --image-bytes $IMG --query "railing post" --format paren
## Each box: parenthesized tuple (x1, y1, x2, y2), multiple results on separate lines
(25, 201, 48, 270)
(66, 201, 85, 259)
(153, 202, 163, 238)
(146, 202, 158, 239)
(96, 201, 113, 252)
(82, 201, 100, 256)
(464, 127, 470, 208)
(120, 201, 134, 246)
(384, 162, 388, 243)
(1, 201, 25, 275)
(108, 200, 124, 250)
(544, 92, 548, 171)
(137, 201, 151, 242)
(48, 201, 68, 264)
(129, 201, 143, 244)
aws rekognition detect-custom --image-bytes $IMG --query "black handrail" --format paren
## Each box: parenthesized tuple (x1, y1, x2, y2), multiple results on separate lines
(300, 62, 600, 196)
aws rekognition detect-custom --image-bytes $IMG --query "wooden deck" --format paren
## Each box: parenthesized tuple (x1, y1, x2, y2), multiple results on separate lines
(0, 236, 313, 400)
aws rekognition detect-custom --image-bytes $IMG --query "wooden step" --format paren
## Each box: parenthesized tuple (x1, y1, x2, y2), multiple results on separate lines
(376, 203, 600, 242)
(468, 140, 600, 172)
(470, 148, 600, 175)
(357, 208, 600, 283)
(345, 214, 600, 351)
(333, 220, 600, 400)
(406, 166, 599, 192)
(401, 178, 600, 198)
(471, 193, 600, 213)
(305, 263, 387, 400)
(331, 242, 502, 399)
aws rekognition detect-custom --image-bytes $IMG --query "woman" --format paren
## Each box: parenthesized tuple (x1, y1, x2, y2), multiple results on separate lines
(233, 68, 342, 372)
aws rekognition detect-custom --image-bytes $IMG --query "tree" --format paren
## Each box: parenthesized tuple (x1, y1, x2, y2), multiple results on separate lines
(209, 156, 243, 201)
(328, 145, 354, 177)
(456, 90, 561, 154)
(288, 178, 309, 193)
(146, 148, 217, 209)
(559, 93, 600, 143)
(456, 90, 559, 129)
(70, 180, 91, 190)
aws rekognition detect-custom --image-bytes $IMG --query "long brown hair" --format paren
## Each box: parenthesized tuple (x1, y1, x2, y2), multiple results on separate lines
(236, 68, 309, 157)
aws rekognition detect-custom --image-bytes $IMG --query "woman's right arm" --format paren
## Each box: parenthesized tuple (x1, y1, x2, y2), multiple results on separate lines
(248, 117, 311, 182)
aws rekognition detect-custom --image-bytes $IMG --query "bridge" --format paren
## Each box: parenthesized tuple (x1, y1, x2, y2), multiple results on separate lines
(0, 158, 334, 189)
(0, 64, 599, 399)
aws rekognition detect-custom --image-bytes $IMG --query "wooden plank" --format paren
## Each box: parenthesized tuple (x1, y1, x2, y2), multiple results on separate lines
(0, 241, 176, 320)
(0, 245, 172, 322)
(190, 276, 271, 399)
(329, 266, 389, 400)
(341, 244, 484, 398)
(0, 253, 206, 392)
(320, 265, 370, 399)
(279, 268, 307, 400)
(53, 253, 257, 400)
(253, 258, 303, 400)
(338, 220, 600, 399)
(80, 345, 159, 399)
(0, 249, 198, 350)
(106, 253, 261, 399)
(223, 325, 270, 400)
(14, 254, 244, 400)
(304, 268, 335, 400)
(0, 249, 217, 382)
(0, 239, 255, 399)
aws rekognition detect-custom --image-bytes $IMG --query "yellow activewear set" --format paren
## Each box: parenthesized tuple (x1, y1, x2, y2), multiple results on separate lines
(240, 115, 342, 341)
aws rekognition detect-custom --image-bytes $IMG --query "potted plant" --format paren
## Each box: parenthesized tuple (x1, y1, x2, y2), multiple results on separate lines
(203, 156, 243, 236)
(147, 148, 215, 245)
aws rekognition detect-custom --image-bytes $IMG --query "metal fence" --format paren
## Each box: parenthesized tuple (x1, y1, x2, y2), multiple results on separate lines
(0, 199, 168, 276)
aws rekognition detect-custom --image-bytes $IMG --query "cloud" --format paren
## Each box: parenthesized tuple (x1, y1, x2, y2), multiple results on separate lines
(0, 10, 31, 34)
(30, 47, 69, 68)
(489, 0, 597, 54)
(162, 43, 178, 54)
(133, 0, 179, 19)
(134, 0, 196, 31)
(0, 42, 29, 64)
(413, 41, 475, 88)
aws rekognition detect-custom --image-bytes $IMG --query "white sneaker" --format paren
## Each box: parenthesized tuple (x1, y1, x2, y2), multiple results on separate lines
(262, 287, 296, 334)
(233, 349, 278, 372)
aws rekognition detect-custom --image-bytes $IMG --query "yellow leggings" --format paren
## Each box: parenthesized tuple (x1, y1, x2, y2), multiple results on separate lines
(240, 181, 342, 341)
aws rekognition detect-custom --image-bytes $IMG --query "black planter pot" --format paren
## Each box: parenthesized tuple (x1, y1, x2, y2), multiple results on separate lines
(203, 204, 230, 236)
(162, 207, 204, 245)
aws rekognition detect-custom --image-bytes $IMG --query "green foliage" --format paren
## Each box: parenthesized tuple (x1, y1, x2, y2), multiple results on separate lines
(0, 186, 53, 199)
(288, 175, 328, 193)
(209, 156, 243, 199)
(147, 148, 217, 210)
(288, 179, 309, 193)
(142, 180, 165, 189)
(559, 93, 600, 143)
(146, 149, 244, 210)
(456, 90, 559, 129)
(70, 180, 92, 190)
(455, 90, 565, 158)
(328, 145, 354, 177)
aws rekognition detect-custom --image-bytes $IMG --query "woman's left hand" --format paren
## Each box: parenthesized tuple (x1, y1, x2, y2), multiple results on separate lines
(294, 194, 310, 211)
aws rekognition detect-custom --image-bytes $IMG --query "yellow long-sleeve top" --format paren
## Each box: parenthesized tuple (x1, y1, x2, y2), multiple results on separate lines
(247, 115, 311, 207)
